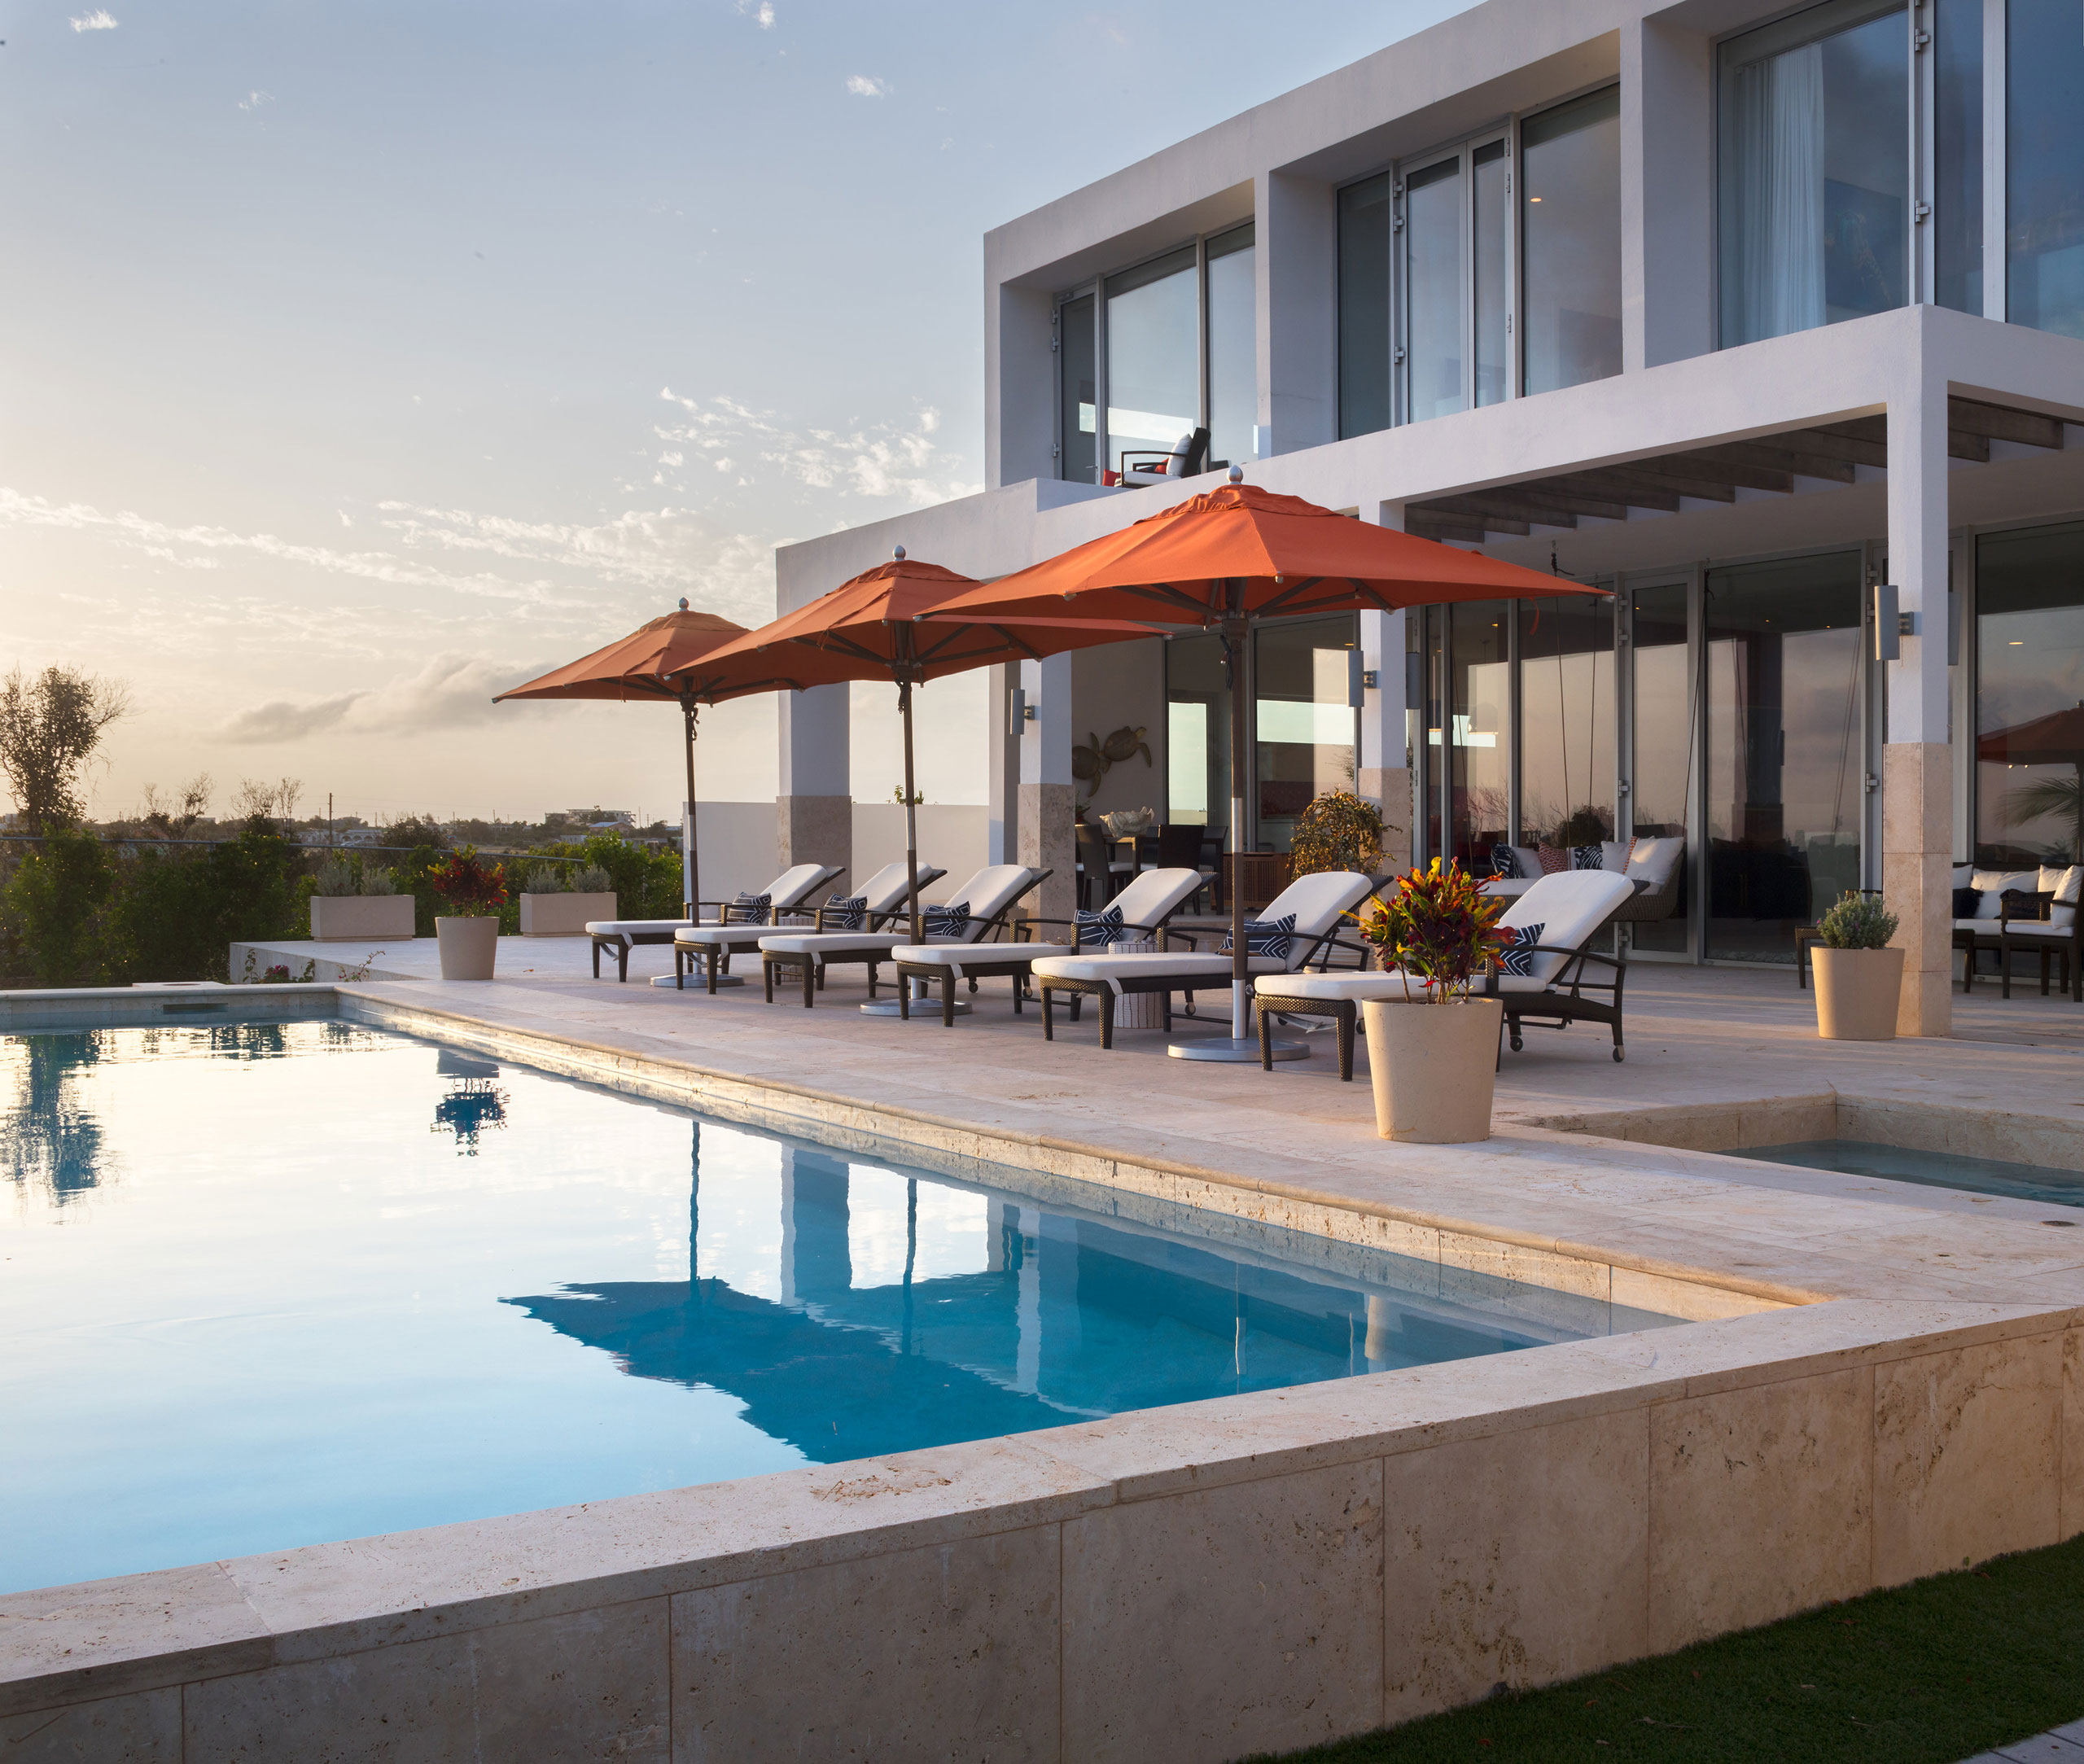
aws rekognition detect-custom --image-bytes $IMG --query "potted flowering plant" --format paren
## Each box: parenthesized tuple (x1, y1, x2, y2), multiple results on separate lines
(1810, 891, 1902, 1040)
(429, 849, 508, 980)
(1349, 860, 1509, 1143)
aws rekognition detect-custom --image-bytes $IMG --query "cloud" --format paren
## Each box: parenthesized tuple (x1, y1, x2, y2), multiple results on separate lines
(740, 0, 776, 24)
(654, 390, 976, 510)
(217, 654, 537, 746)
(238, 90, 273, 111)
(845, 75, 887, 98)
(69, 8, 117, 28)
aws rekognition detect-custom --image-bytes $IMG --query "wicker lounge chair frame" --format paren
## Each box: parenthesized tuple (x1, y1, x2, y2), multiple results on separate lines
(892, 867, 1202, 1026)
(759, 864, 1030, 1008)
(665, 864, 847, 993)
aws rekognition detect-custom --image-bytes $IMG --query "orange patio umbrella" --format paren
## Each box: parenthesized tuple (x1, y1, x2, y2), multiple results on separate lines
(922, 472, 1608, 1057)
(495, 598, 748, 917)
(1978, 706, 2084, 863)
(684, 549, 1158, 940)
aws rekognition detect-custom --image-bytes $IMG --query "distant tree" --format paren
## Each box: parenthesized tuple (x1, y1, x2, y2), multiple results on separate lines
(383, 813, 450, 851)
(234, 776, 302, 823)
(133, 774, 213, 838)
(0, 665, 131, 829)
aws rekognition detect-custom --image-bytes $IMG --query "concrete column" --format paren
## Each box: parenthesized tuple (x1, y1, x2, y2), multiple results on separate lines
(1259, 171, 1337, 457)
(987, 663, 1019, 865)
(1884, 356, 1953, 1038)
(1356, 501, 1412, 871)
(777, 683, 852, 882)
(1621, 17, 1715, 371)
(1018, 653, 1076, 932)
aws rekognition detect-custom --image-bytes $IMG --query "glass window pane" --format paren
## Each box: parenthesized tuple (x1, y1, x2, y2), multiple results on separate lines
(1166, 633, 1230, 838)
(1934, 0, 1983, 316)
(1058, 293, 1096, 484)
(1205, 224, 1255, 473)
(1105, 248, 1198, 478)
(1629, 584, 1693, 954)
(1338, 174, 1394, 439)
(1718, 4, 1909, 348)
(1517, 594, 1615, 844)
(1448, 602, 1510, 866)
(1704, 554, 1865, 962)
(2006, 0, 2084, 339)
(1404, 156, 1466, 422)
(1976, 522, 2084, 864)
(1253, 615, 1357, 852)
(1473, 141, 1508, 407)
(1521, 88, 1622, 394)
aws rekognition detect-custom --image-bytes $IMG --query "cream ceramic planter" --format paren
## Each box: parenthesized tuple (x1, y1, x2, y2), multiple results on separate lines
(1812, 945, 1903, 1040)
(309, 895, 416, 942)
(1361, 996, 1504, 1144)
(435, 916, 500, 981)
(519, 892, 616, 937)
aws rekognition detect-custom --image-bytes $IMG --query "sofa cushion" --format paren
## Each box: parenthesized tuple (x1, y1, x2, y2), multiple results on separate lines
(1510, 846, 1543, 882)
(1951, 886, 1980, 919)
(1600, 839, 1633, 873)
(1626, 837, 1685, 891)
(1535, 845, 1570, 875)
(1972, 869, 2038, 918)
(1490, 843, 1518, 878)
(1570, 844, 1604, 871)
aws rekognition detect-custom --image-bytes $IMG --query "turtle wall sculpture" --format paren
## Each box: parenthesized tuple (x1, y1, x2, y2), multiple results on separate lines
(1071, 724, 1151, 802)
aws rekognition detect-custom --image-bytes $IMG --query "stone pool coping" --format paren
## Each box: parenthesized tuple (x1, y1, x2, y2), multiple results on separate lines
(6, 983, 2084, 1759)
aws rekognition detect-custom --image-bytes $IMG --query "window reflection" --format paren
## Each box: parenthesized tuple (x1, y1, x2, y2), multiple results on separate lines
(1405, 157, 1466, 422)
(1705, 554, 1865, 962)
(1166, 632, 1230, 834)
(1338, 173, 1394, 439)
(2007, 0, 2084, 339)
(1448, 602, 1511, 864)
(1934, 0, 1983, 316)
(1977, 522, 2084, 865)
(1517, 594, 1615, 844)
(1205, 224, 1255, 471)
(1058, 292, 1097, 485)
(1105, 248, 1198, 479)
(1254, 615, 1357, 852)
(1718, 2, 1909, 348)
(1630, 584, 1695, 955)
(1473, 142, 1509, 407)
(1521, 88, 1622, 393)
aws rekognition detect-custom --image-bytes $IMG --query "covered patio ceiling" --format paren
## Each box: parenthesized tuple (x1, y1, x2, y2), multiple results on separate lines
(1403, 397, 2069, 547)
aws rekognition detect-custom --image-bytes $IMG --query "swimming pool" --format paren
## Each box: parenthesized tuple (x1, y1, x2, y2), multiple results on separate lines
(1727, 1137, 2084, 1212)
(1, 1016, 1679, 1595)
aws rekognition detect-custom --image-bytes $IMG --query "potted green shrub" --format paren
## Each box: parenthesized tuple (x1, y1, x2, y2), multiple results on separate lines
(309, 855, 415, 942)
(1350, 860, 1508, 1143)
(1810, 892, 1902, 1040)
(429, 850, 508, 980)
(517, 862, 616, 937)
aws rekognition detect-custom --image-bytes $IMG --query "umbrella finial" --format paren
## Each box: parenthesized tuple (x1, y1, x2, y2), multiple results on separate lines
(1228, 465, 1243, 484)
(893, 544, 906, 561)
(678, 597, 689, 611)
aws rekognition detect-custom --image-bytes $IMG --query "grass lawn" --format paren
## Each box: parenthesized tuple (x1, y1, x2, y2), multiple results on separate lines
(1255, 1533, 2084, 1763)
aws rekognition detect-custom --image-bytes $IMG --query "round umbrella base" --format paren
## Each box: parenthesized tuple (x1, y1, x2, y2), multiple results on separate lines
(1167, 1035, 1307, 1062)
(860, 997, 972, 1018)
(650, 974, 746, 990)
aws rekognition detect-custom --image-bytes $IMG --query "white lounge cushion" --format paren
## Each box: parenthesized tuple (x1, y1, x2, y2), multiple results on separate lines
(587, 918, 703, 936)
(1254, 971, 1408, 1004)
(850, 860, 947, 917)
(1097, 867, 1204, 930)
(893, 942, 1075, 976)
(763, 862, 843, 908)
(757, 932, 911, 957)
(2000, 921, 2072, 939)
(1479, 876, 1538, 899)
(1625, 837, 1684, 891)
(1032, 950, 1288, 994)
(937, 864, 1042, 939)
(1495, 871, 1634, 986)
(1971, 869, 2038, 918)
(1254, 869, 1376, 944)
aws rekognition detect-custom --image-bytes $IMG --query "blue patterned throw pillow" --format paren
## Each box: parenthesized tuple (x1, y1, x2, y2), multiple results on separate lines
(822, 893, 866, 930)
(1075, 905, 1124, 949)
(922, 902, 972, 940)
(1570, 846, 1603, 871)
(1496, 921, 1544, 978)
(731, 891, 772, 925)
(1219, 913, 1297, 962)
(1490, 843, 1518, 878)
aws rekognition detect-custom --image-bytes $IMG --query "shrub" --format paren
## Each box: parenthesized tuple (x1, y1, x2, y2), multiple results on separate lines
(428, 848, 508, 917)
(1816, 891, 1898, 950)
(313, 854, 357, 897)
(571, 863, 612, 893)
(357, 864, 398, 896)
(1289, 790, 1384, 878)
(105, 818, 306, 982)
(1, 825, 116, 984)
(520, 861, 567, 894)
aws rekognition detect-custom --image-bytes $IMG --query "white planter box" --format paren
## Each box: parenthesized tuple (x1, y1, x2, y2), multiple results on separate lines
(309, 895, 417, 942)
(519, 891, 617, 937)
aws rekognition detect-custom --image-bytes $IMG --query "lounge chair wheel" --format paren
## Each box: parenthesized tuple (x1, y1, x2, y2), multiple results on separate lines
(1612, 1046, 1625, 1063)
(1508, 1031, 1523, 1053)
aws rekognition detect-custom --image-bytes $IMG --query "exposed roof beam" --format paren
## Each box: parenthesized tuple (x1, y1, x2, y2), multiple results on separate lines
(1696, 440, 1857, 484)
(1950, 397, 2066, 450)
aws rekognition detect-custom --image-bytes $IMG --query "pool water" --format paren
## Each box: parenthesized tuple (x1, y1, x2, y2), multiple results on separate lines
(1, 1018, 1678, 1595)
(1729, 1138, 2084, 1211)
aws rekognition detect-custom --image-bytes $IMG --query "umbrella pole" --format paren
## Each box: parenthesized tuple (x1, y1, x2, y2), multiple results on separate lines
(1228, 602, 1250, 1041)
(900, 676, 922, 944)
(682, 694, 701, 921)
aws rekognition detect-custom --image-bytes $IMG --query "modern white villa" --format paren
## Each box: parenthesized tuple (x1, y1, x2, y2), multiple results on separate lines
(767, 0, 2084, 1038)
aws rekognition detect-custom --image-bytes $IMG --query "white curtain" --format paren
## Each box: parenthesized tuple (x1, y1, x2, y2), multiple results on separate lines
(1732, 42, 1825, 344)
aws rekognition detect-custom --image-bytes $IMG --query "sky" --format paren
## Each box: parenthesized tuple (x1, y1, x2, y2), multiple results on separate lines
(2, 0, 1473, 827)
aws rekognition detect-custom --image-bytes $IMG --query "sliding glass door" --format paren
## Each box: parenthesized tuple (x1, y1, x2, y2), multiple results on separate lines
(1626, 581, 1696, 957)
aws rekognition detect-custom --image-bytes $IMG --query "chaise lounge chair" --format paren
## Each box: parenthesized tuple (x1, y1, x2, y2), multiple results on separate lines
(1251, 869, 1635, 1077)
(890, 865, 1205, 1026)
(757, 864, 1035, 1008)
(1030, 869, 1377, 1049)
(586, 862, 845, 983)
(668, 862, 848, 993)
